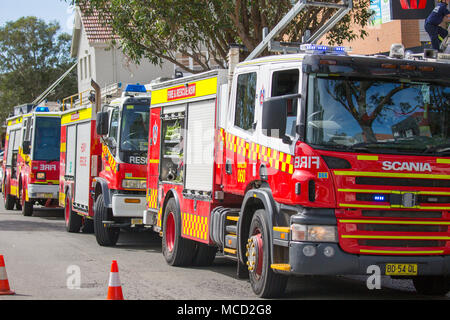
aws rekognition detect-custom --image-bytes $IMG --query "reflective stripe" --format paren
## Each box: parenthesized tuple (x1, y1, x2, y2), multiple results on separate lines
(357, 155, 379, 161)
(0, 267, 7, 281)
(108, 272, 121, 287)
(437, 159, 450, 164)
(339, 203, 450, 211)
(339, 219, 450, 225)
(342, 235, 450, 240)
(338, 189, 450, 196)
(360, 249, 444, 255)
(333, 170, 450, 180)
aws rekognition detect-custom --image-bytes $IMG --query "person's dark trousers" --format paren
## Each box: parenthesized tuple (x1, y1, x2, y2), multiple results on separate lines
(425, 22, 449, 50)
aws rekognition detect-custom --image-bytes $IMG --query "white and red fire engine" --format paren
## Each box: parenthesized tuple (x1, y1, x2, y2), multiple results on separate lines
(143, 44, 450, 297)
(2, 105, 61, 216)
(60, 82, 149, 245)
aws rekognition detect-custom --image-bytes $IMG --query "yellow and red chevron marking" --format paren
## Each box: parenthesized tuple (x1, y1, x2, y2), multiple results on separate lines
(102, 145, 117, 173)
(147, 189, 158, 209)
(182, 212, 208, 241)
(220, 128, 294, 174)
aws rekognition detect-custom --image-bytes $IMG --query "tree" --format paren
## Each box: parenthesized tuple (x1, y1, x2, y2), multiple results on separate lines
(0, 17, 77, 126)
(70, 0, 373, 74)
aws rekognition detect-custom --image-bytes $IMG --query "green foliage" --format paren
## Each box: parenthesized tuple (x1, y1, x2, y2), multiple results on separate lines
(0, 17, 77, 126)
(70, 0, 372, 73)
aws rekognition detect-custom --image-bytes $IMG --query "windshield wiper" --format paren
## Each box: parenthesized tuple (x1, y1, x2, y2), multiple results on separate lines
(423, 143, 450, 155)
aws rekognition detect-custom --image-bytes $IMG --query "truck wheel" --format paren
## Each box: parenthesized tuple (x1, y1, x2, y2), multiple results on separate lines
(413, 276, 450, 296)
(65, 194, 82, 233)
(3, 183, 15, 211)
(192, 243, 217, 267)
(21, 187, 33, 217)
(94, 194, 119, 246)
(247, 209, 288, 298)
(162, 198, 195, 266)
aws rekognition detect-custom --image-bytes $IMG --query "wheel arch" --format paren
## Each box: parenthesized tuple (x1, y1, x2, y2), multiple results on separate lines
(93, 177, 112, 208)
(237, 187, 278, 265)
(160, 188, 181, 232)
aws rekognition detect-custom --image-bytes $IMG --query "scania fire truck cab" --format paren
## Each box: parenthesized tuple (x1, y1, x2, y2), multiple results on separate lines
(61, 84, 149, 245)
(145, 45, 450, 298)
(2, 106, 61, 216)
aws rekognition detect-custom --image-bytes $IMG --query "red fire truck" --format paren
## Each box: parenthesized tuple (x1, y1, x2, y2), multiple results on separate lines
(60, 82, 149, 246)
(144, 45, 450, 297)
(2, 105, 61, 216)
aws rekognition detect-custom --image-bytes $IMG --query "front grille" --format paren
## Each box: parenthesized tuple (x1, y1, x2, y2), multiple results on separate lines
(355, 177, 450, 188)
(358, 240, 445, 248)
(357, 224, 447, 233)
(362, 210, 443, 219)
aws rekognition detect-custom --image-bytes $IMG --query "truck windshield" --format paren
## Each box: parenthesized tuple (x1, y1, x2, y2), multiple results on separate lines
(120, 104, 149, 154)
(306, 75, 450, 155)
(33, 117, 61, 161)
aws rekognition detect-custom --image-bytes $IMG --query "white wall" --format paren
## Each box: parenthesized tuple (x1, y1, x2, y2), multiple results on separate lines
(93, 46, 173, 91)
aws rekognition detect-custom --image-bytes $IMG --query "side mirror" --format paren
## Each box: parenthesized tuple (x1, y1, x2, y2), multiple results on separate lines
(96, 111, 109, 136)
(22, 141, 31, 155)
(262, 93, 301, 140)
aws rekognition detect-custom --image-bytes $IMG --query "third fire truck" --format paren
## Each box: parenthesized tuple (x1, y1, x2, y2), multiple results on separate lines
(143, 45, 450, 297)
(60, 82, 149, 245)
(2, 105, 61, 216)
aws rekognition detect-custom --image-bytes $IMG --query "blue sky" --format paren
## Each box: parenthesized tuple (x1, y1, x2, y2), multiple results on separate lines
(0, 0, 74, 34)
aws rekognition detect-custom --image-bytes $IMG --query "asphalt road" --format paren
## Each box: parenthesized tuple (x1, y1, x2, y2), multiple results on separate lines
(0, 199, 448, 301)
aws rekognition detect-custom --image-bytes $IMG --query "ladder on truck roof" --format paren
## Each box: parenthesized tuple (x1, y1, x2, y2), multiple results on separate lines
(245, 0, 353, 61)
(62, 82, 123, 111)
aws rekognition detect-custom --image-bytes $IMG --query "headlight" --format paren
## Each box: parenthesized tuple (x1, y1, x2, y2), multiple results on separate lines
(291, 224, 338, 243)
(36, 172, 46, 180)
(122, 179, 146, 190)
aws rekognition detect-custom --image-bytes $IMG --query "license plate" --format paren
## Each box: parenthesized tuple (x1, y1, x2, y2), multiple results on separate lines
(385, 263, 418, 276)
(131, 219, 143, 225)
(38, 193, 53, 199)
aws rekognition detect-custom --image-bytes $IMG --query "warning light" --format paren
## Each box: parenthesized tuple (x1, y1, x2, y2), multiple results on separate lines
(373, 195, 387, 202)
(35, 106, 49, 112)
(125, 84, 147, 93)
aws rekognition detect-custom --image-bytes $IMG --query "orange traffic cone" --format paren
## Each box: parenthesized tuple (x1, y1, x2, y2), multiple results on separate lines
(0, 255, 15, 295)
(106, 260, 124, 300)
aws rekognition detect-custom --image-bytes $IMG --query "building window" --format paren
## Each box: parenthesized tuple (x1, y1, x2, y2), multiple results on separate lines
(88, 55, 91, 79)
(79, 58, 83, 80)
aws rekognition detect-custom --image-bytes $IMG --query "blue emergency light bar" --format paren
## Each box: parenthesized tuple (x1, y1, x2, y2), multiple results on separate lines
(35, 106, 50, 112)
(300, 44, 351, 55)
(125, 84, 147, 93)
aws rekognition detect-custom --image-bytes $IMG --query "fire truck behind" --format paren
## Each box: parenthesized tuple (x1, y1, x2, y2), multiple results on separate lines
(60, 82, 150, 246)
(2, 105, 61, 216)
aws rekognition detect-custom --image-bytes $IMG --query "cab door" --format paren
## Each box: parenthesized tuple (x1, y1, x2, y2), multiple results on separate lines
(222, 66, 260, 195)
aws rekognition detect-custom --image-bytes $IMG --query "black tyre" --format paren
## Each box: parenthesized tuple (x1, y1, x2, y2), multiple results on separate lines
(65, 194, 82, 233)
(21, 201, 33, 217)
(3, 182, 15, 211)
(247, 209, 288, 298)
(93, 194, 119, 246)
(192, 243, 217, 267)
(413, 276, 450, 296)
(162, 198, 196, 266)
(20, 186, 33, 217)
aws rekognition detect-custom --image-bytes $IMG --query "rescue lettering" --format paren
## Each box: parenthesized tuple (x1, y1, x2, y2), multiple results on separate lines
(129, 156, 147, 165)
(167, 84, 196, 101)
(382, 161, 432, 172)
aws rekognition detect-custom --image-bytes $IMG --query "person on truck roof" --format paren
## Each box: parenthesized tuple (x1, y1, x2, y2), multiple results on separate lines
(425, 0, 450, 51)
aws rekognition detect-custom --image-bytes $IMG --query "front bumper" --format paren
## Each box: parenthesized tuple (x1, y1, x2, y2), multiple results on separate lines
(288, 242, 450, 276)
(276, 206, 450, 276)
(111, 194, 146, 218)
(27, 184, 59, 200)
